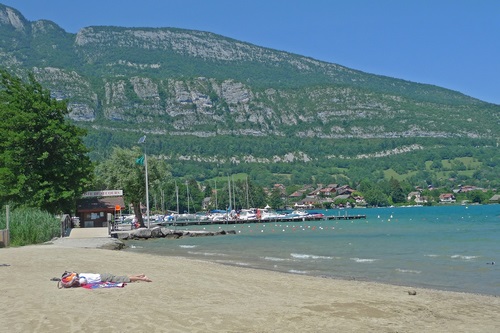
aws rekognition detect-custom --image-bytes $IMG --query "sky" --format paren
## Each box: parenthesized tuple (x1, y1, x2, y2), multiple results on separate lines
(2, 0, 499, 105)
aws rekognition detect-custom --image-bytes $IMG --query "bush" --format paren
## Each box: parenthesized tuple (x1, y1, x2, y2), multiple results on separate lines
(0, 207, 60, 246)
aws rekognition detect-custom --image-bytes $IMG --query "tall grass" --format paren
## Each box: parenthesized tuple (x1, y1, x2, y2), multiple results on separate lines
(0, 207, 60, 246)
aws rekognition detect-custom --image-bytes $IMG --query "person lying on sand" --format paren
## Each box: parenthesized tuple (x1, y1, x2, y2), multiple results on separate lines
(60, 272, 151, 288)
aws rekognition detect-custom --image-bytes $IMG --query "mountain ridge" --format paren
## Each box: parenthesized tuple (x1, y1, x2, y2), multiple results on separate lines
(0, 3, 485, 99)
(0, 5, 498, 137)
(0, 3, 499, 189)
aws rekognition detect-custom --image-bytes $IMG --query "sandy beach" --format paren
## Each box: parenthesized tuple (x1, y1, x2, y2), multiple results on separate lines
(1, 238, 499, 333)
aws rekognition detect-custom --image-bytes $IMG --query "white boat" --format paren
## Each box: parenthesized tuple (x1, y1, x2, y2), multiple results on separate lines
(258, 207, 286, 221)
(209, 212, 229, 221)
(283, 209, 309, 220)
(238, 209, 257, 221)
(173, 212, 211, 222)
(120, 214, 136, 224)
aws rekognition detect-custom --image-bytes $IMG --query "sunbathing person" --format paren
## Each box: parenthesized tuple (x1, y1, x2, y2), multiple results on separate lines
(60, 271, 151, 288)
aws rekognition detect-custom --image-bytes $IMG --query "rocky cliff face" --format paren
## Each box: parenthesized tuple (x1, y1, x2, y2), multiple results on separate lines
(0, 3, 498, 142)
(0, 5, 25, 31)
(73, 26, 350, 74)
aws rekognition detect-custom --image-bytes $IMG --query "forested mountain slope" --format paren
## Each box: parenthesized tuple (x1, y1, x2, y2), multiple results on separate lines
(1, 3, 499, 188)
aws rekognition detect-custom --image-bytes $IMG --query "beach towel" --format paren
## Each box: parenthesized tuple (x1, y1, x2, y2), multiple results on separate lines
(81, 282, 126, 289)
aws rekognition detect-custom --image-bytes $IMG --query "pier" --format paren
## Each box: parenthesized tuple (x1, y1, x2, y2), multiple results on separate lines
(162, 214, 367, 227)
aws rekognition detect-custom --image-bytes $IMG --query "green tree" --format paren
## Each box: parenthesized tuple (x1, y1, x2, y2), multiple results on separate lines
(358, 179, 375, 193)
(0, 70, 93, 213)
(184, 178, 204, 213)
(268, 187, 284, 209)
(247, 180, 267, 209)
(364, 187, 390, 207)
(94, 146, 170, 227)
(466, 190, 488, 204)
(389, 178, 406, 204)
(203, 182, 213, 199)
(421, 189, 439, 204)
(430, 160, 443, 170)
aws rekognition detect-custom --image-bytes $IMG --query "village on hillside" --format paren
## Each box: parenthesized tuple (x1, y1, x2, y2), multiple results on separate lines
(201, 183, 499, 210)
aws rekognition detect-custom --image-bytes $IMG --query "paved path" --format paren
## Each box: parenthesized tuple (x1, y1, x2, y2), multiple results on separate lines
(68, 227, 109, 239)
(49, 227, 124, 249)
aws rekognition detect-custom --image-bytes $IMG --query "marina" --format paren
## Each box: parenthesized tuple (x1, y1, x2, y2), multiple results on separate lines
(162, 213, 367, 226)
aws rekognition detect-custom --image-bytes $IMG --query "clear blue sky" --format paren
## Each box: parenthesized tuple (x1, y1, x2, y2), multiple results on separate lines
(3, 0, 499, 104)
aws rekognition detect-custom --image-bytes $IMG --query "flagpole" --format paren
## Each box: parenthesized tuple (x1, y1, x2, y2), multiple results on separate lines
(145, 151, 150, 229)
(138, 135, 150, 229)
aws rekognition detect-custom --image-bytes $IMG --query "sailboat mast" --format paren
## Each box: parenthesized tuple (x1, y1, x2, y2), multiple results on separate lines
(161, 188, 164, 212)
(186, 180, 190, 214)
(232, 175, 236, 209)
(227, 175, 231, 210)
(215, 179, 218, 209)
(246, 177, 250, 208)
(175, 180, 179, 214)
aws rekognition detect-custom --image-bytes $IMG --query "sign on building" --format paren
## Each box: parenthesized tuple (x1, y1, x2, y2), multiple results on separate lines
(82, 190, 123, 197)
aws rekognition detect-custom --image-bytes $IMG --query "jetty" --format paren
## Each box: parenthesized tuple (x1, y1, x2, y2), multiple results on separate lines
(162, 214, 367, 227)
(111, 227, 237, 240)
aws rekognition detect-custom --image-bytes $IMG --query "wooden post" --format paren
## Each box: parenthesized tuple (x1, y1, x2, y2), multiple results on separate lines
(1, 205, 10, 247)
(60, 214, 64, 238)
(6, 205, 9, 230)
(6, 205, 9, 246)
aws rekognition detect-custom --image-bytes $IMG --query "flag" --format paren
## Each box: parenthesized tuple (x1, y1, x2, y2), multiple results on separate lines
(138, 135, 146, 144)
(136, 155, 144, 166)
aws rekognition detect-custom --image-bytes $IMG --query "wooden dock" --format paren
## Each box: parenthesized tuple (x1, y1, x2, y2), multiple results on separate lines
(163, 214, 367, 227)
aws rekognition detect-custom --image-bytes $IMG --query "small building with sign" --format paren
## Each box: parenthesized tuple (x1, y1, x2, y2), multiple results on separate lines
(76, 190, 125, 228)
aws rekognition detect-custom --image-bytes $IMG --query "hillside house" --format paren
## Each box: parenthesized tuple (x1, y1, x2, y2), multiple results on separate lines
(289, 190, 305, 198)
(295, 197, 321, 208)
(336, 185, 355, 195)
(439, 193, 456, 203)
(354, 196, 366, 206)
(319, 185, 337, 196)
(458, 185, 479, 193)
(273, 184, 287, 195)
(407, 191, 427, 204)
(308, 185, 324, 197)
(333, 194, 352, 202)
(489, 194, 500, 203)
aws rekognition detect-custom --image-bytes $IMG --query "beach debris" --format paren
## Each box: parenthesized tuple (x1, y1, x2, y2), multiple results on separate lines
(408, 290, 417, 296)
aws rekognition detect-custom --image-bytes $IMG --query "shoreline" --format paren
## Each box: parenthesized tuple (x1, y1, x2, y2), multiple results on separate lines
(1, 238, 499, 332)
(213, 259, 499, 298)
(121, 238, 499, 298)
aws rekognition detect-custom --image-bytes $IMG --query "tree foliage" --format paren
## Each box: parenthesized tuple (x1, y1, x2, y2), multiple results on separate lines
(0, 69, 93, 213)
(94, 146, 171, 227)
(465, 190, 489, 204)
(82, 127, 500, 191)
(389, 178, 407, 204)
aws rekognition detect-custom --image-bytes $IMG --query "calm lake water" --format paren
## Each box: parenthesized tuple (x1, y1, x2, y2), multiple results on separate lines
(124, 205, 500, 296)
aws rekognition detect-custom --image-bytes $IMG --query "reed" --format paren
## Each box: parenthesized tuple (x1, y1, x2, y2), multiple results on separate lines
(0, 207, 60, 246)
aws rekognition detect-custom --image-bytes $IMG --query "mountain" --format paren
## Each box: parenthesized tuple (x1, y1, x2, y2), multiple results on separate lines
(1, 3, 499, 187)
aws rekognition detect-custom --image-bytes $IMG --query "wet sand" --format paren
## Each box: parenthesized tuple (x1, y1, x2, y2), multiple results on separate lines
(0, 239, 499, 332)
